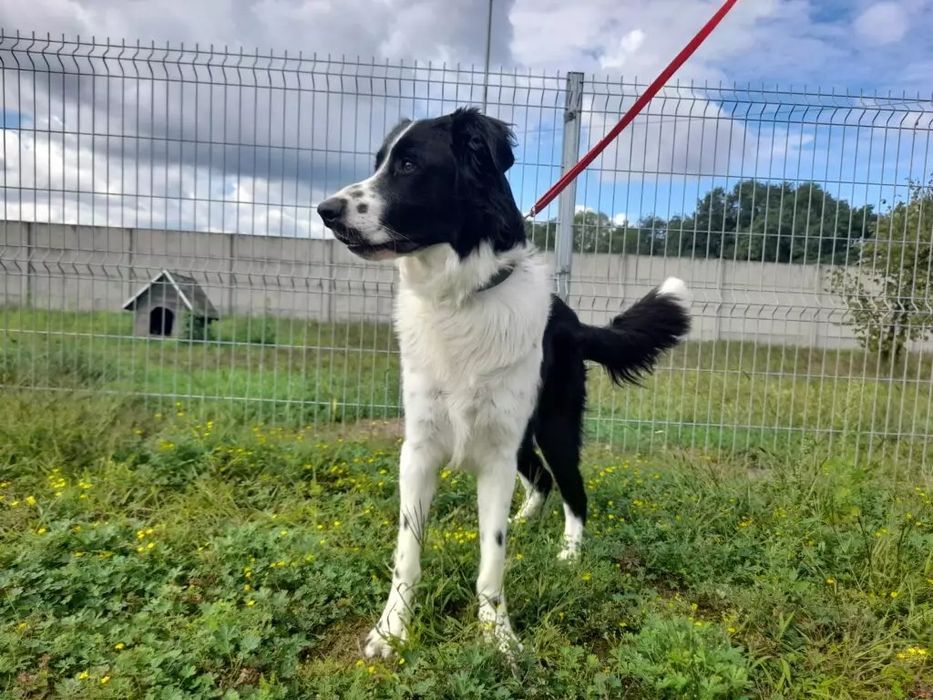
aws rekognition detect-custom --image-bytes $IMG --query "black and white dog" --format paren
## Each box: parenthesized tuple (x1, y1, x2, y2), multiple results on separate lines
(317, 108, 690, 658)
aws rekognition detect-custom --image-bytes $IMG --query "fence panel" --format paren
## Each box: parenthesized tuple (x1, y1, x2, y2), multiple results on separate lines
(2, 32, 933, 467)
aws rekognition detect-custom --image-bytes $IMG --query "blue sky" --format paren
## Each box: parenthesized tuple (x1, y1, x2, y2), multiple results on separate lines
(1, 1, 932, 236)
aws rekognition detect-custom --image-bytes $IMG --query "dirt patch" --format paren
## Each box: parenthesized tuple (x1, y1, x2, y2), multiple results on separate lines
(315, 618, 376, 665)
(311, 419, 404, 445)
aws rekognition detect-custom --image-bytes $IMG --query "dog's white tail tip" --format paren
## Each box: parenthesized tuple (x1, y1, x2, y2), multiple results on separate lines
(658, 276, 690, 306)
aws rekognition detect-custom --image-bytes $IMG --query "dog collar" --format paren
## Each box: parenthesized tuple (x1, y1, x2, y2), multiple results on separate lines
(476, 264, 515, 293)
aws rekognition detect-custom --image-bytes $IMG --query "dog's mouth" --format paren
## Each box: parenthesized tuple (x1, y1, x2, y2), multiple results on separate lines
(345, 241, 402, 261)
(325, 224, 417, 261)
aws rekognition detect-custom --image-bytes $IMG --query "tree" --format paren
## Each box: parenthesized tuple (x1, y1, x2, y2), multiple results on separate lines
(829, 182, 933, 361)
(523, 179, 877, 264)
(668, 180, 874, 264)
(525, 209, 631, 253)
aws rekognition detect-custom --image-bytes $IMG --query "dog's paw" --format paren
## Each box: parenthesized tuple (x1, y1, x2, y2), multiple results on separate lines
(557, 542, 581, 562)
(482, 618, 524, 657)
(512, 491, 545, 522)
(362, 619, 407, 659)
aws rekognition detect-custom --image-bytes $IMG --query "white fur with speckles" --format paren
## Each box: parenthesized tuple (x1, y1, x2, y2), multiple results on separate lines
(363, 240, 551, 659)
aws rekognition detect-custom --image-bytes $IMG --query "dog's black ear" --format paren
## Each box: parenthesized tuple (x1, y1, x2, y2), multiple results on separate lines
(450, 107, 516, 178)
(387, 117, 413, 139)
(448, 107, 525, 256)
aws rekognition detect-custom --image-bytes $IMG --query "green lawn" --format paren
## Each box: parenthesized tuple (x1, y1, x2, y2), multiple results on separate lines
(3, 307, 933, 465)
(0, 392, 930, 698)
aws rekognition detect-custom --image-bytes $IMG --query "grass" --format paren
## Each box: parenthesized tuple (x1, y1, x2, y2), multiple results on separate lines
(3, 307, 933, 465)
(1, 306, 932, 695)
(0, 391, 931, 698)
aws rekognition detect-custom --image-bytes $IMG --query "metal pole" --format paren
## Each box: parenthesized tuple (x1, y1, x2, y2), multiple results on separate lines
(554, 72, 584, 301)
(481, 0, 493, 111)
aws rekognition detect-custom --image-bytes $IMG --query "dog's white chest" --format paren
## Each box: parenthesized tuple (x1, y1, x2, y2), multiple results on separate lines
(393, 256, 551, 467)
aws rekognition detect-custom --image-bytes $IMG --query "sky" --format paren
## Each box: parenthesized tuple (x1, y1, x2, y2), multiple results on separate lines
(1, 0, 933, 239)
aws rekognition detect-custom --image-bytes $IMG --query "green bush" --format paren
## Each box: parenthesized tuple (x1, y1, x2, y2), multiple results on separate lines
(179, 313, 215, 344)
(615, 615, 751, 700)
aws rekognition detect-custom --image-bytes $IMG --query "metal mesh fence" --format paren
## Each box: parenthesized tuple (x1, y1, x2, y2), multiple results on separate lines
(2, 32, 933, 468)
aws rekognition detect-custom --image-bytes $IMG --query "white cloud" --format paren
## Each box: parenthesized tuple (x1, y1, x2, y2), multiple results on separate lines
(1, 0, 515, 66)
(4, 0, 933, 238)
(600, 29, 645, 72)
(854, 2, 910, 45)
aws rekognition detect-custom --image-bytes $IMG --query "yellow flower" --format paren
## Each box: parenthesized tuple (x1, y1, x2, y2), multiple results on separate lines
(114, 642, 125, 650)
(25, 495, 37, 506)
(73, 551, 85, 558)
(581, 572, 592, 582)
(100, 675, 111, 685)
(825, 577, 836, 585)
(890, 591, 899, 599)
(146, 542, 155, 550)
(17, 622, 28, 632)
(246, 599, 256, 607)
(36, 527, 47, 535)
(896, 646, 929, 661)
(78, 670, 90, 680)
(243, 584, 252, 592)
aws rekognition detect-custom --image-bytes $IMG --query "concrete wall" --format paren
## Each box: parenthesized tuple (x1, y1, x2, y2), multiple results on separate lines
(0, 220, 922, 350)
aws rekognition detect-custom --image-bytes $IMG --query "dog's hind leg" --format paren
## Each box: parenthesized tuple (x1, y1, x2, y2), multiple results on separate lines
(536, 421, 587, 561)
(514, 429, 552, 521)
(535, 357, 588, 561)
(363, 439, 441, 659)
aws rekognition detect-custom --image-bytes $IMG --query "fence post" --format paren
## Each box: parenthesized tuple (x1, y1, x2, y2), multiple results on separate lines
(554, 72, 584, 301)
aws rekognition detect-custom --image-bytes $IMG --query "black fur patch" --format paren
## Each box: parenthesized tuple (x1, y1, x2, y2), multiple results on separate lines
(320, 108, 525, 259)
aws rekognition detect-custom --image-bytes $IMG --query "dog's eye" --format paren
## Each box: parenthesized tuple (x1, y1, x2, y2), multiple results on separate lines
(397, 159, 417, 174)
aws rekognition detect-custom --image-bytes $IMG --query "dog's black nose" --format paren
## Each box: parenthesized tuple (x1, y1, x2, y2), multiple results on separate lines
(317, 197, 346, 224)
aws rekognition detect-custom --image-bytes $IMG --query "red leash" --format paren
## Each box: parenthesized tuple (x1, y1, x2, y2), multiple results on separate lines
(526, 0, 742, 219)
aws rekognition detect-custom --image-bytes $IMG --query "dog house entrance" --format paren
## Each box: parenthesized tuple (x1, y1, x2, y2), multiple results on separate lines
(149, 307, 175, 336)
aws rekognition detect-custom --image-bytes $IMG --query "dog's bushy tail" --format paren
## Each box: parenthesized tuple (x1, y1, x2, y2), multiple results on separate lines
(577, 277, 691, 386)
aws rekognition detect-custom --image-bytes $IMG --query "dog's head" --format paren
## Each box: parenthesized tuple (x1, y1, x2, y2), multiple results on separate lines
(316, 107, 525, 260)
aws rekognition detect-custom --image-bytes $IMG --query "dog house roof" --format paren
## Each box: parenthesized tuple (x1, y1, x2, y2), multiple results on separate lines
(122, 269, 219, 319)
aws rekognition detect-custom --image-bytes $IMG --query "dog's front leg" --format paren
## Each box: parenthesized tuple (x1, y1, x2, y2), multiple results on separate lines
(475, 456, 523, 655)
(363, 440, 440, 659)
